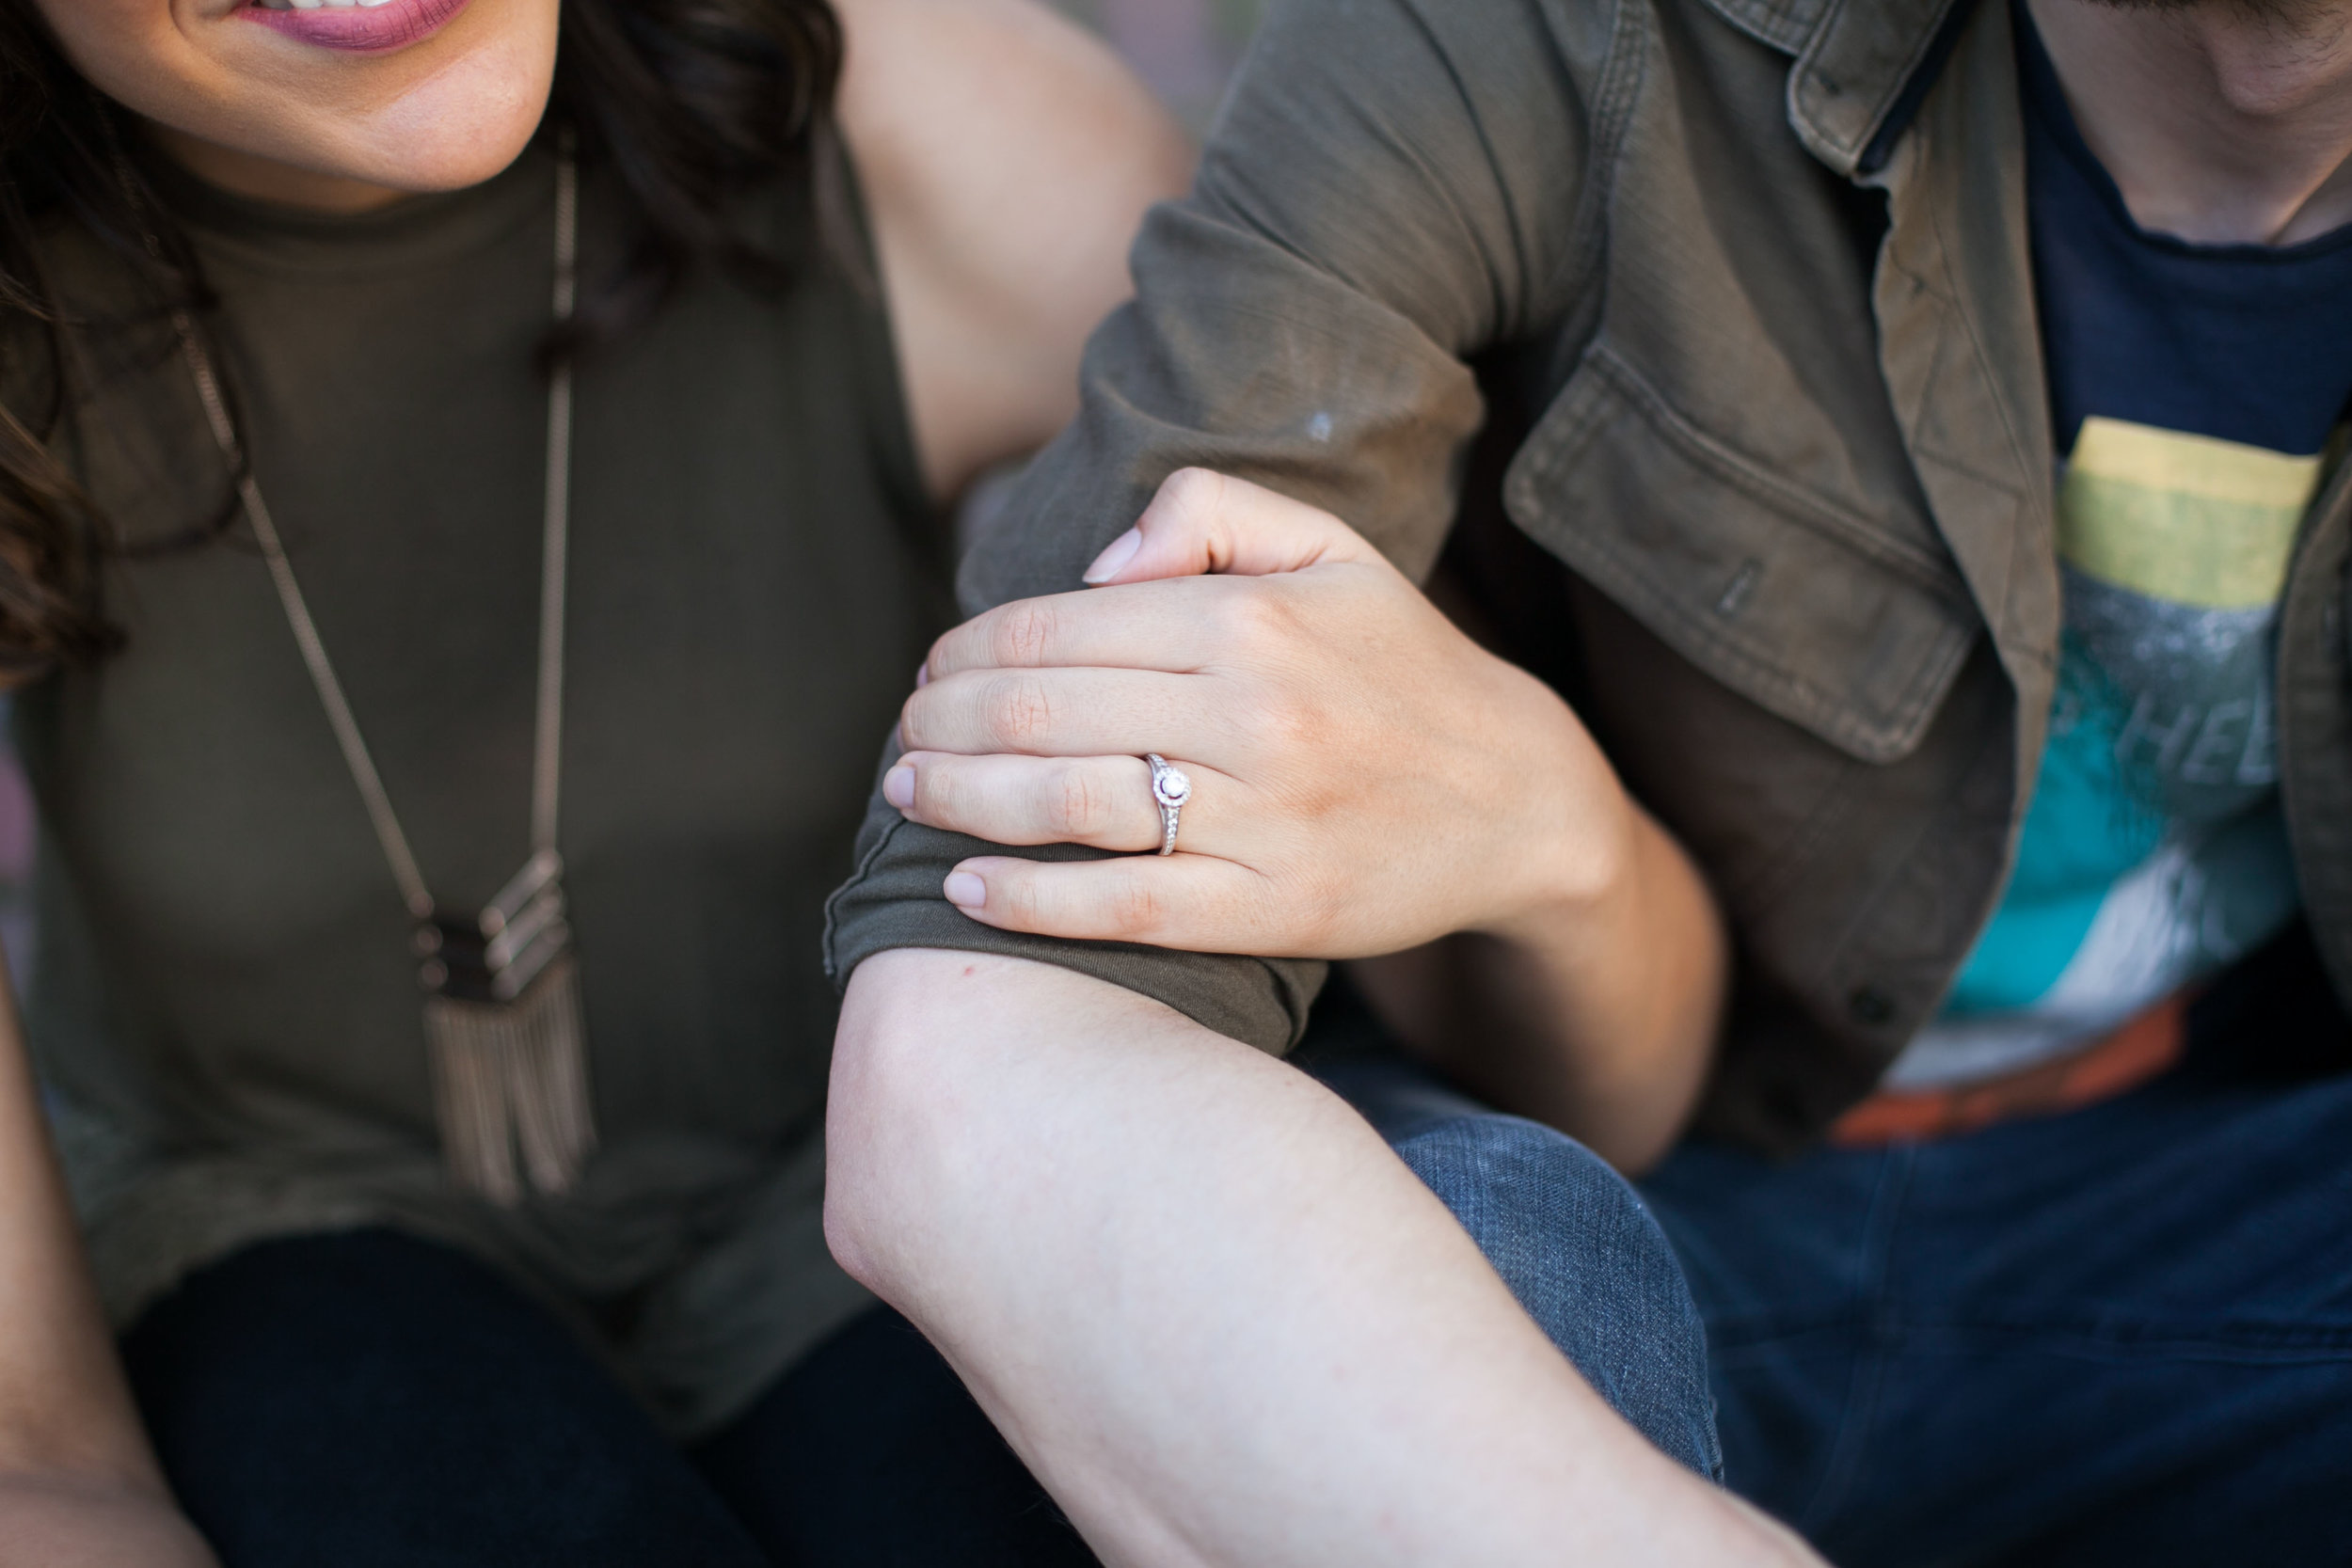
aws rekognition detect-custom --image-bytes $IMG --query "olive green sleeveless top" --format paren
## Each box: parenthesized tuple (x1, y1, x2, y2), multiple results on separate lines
(9, 142, 943, 1435)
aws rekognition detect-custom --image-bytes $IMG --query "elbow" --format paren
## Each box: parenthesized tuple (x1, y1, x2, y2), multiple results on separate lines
(820, 964, 925, 1300)
(820, 949, 999, 1307)
(823, 946, 1203, 1316)
(818, 1081, 890, 1299)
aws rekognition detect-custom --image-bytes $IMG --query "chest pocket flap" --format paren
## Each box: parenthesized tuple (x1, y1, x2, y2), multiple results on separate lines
(1505, 343, 1979, 765)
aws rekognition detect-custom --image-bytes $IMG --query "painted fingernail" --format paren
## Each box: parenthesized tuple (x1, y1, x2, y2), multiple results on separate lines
(883, 765, 915, 810)
(1082, 529, 1143, 584)
(944, 871, 987, 910)
(914, 662, 930, 689)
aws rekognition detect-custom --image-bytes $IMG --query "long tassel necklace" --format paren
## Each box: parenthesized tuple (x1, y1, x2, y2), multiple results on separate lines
(157, 152, 596, 1205)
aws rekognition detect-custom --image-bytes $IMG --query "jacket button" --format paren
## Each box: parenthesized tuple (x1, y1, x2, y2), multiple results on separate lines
(1847, 986, 1895, 1025)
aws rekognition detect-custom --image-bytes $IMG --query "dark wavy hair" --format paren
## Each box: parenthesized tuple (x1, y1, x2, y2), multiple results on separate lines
(0, 0, 843, 678)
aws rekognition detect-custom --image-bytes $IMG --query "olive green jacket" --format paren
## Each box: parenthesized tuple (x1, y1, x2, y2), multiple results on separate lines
(828, 0, 2352, 1149)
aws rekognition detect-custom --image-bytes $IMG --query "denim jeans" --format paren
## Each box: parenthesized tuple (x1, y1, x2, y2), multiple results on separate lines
(124, 1228, 1113, 1568)
(1643, 928, 2352, 1565)
(121, 1056, 1718, 1563)
(1316, 1056, 1723, 1480)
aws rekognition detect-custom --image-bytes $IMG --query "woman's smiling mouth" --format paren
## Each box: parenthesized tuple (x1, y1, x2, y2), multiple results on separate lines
(243, 0, 473, 54)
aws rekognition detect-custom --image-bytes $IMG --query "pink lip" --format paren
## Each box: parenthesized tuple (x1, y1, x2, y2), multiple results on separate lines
(241, 0, 472, 54)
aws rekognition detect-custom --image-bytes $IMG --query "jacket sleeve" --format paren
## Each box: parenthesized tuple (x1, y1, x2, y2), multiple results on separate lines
(824, 0, 1600, 1052)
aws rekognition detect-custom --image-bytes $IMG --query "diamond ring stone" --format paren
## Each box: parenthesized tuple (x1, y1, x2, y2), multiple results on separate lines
(1144, 753, 1191, 855)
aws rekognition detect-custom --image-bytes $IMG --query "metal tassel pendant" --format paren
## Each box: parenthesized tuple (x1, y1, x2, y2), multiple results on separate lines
(419, 851, 597, 1204)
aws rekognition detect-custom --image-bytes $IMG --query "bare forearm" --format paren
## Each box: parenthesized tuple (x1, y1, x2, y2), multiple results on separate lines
(0, 967, 208, 1564)
(1354, 804, 1729, 1173)
(0, 1476, 215, 1568)
(0, 976, 145, 1480)
(825, 949, 1800, 1568)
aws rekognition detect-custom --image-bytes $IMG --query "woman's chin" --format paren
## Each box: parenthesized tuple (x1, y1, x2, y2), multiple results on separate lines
(340, 109, 550, 195)
(276, 24, 555, 193)
(151, 91, 548, 210)
(164, 42, 557, 208)
(325, 24, 558, 186)
(40, 0, 559, 208)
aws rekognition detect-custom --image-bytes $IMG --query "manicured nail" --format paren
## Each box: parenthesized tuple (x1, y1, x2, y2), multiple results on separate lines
(914, 662, 930, 689)
(883, 765, 915, 810)
(944, 871, 987, 910)
(1082, 529, 1143, 584)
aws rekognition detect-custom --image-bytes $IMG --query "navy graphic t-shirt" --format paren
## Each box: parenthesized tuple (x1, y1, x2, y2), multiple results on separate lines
(1892, 1, 2352, 1088)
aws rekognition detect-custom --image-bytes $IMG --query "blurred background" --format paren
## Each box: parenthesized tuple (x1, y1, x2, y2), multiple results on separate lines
(0, 0, 1267, 987)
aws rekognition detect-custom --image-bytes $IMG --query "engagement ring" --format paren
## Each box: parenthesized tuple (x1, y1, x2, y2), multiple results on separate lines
(1144, 753, 1191, 855)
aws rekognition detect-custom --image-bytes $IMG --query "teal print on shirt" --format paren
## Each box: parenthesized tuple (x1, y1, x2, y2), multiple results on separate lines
(1940, 419, 2311, 1030)
(1953, 642, 2160, 1011)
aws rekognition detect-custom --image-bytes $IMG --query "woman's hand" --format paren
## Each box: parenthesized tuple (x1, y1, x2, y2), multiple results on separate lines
(888, 468, 1638, 958)
(891, 467, 1731, 1165)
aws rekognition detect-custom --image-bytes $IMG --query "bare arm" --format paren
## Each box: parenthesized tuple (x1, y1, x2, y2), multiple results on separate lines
(828, 0, 1726, 1163)
(0, 964, 215, 1567)
(826, 948, 1813, 1568)
(833, 0, 1194, 502)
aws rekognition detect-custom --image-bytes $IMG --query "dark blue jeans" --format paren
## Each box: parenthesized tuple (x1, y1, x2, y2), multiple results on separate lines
(1644, 930, 2352, 1564)
(121, 1059, 1715, 1564)
(1319, 1057, 1722, 1479)
(125, 1229, 1102, 1568)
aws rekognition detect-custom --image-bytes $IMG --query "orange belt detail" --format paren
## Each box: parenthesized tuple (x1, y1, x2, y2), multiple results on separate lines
(1830, 994, 2188, 1147)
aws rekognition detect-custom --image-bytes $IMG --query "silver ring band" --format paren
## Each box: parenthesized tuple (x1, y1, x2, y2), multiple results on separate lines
(1144, 753, 1192, 856)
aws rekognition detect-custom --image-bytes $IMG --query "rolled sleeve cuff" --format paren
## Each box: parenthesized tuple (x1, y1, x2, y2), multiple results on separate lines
(823, 804, 1324, 1056)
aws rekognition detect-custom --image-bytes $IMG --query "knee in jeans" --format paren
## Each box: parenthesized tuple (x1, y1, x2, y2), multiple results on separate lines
(1390, 1117, 1675, 1295)
(1391, 1115, 1720, 1478)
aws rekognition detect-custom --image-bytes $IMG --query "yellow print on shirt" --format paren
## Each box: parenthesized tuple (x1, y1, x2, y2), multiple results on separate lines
(2058, 416, 2323, 610)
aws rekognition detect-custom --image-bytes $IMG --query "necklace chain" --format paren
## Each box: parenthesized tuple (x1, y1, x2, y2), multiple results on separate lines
(126, 141, 600, 1200)
(159, 152, 579, 922)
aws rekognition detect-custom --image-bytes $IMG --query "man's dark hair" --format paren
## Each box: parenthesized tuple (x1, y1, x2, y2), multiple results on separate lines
(0, 0, 844, 679)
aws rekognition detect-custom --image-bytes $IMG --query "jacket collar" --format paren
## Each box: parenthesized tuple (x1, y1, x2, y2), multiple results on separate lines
(1697, 0, 1986, 177)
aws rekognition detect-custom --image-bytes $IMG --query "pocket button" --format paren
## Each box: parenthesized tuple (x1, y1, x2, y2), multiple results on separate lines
(1847, 986, 1896, 1026)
